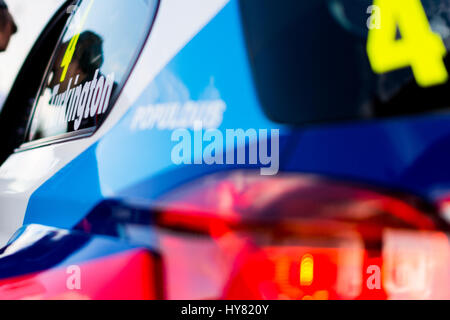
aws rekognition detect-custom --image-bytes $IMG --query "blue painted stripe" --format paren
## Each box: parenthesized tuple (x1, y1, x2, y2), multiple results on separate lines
(0, 224, 144, 280)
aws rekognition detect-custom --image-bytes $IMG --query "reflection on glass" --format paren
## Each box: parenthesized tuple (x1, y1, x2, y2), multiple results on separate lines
(28, 0, 158, 143)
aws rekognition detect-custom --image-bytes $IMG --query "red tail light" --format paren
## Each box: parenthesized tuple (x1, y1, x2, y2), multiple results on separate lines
(152, 171, 450, 300)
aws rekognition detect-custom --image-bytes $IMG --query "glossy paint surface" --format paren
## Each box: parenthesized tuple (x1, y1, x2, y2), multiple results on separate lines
(0, 0, 450, 299)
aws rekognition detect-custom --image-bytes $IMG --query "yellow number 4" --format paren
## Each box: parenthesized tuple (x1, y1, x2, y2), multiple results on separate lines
(367, 0, 448, 87)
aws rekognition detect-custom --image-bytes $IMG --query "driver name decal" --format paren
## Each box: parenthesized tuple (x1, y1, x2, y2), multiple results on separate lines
(42, 68, 115, 132)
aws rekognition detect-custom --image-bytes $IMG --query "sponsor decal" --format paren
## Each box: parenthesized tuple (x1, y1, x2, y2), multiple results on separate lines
(41, 69, 115, 132)
(130, 100, 226, 131)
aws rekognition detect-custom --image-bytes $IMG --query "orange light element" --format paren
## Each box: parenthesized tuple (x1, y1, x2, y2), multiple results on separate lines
(222, 246, 357, 300)
(300, 254, 314, 286)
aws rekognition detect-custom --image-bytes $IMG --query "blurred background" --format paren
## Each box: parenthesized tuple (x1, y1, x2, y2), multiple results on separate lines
(0, 0, 64, 109)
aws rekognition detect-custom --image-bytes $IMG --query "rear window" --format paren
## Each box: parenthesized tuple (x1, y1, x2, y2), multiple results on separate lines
(239, 0, 450, 125)
(25, 0, 158, 146)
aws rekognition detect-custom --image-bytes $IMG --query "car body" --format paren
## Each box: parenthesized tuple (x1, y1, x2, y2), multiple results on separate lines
(0, 0, 448, 300)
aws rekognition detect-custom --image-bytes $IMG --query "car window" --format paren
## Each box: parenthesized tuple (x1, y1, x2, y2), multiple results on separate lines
(25, 0, 158, 146)
(239, 0, 450, 125)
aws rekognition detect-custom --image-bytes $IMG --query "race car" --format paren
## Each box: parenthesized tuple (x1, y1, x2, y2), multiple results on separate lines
(0, 0, 448, 300)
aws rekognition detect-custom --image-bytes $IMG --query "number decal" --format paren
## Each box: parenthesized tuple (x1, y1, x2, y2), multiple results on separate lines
(367, 0, 448, 87)
(60, 0, 95, 82)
